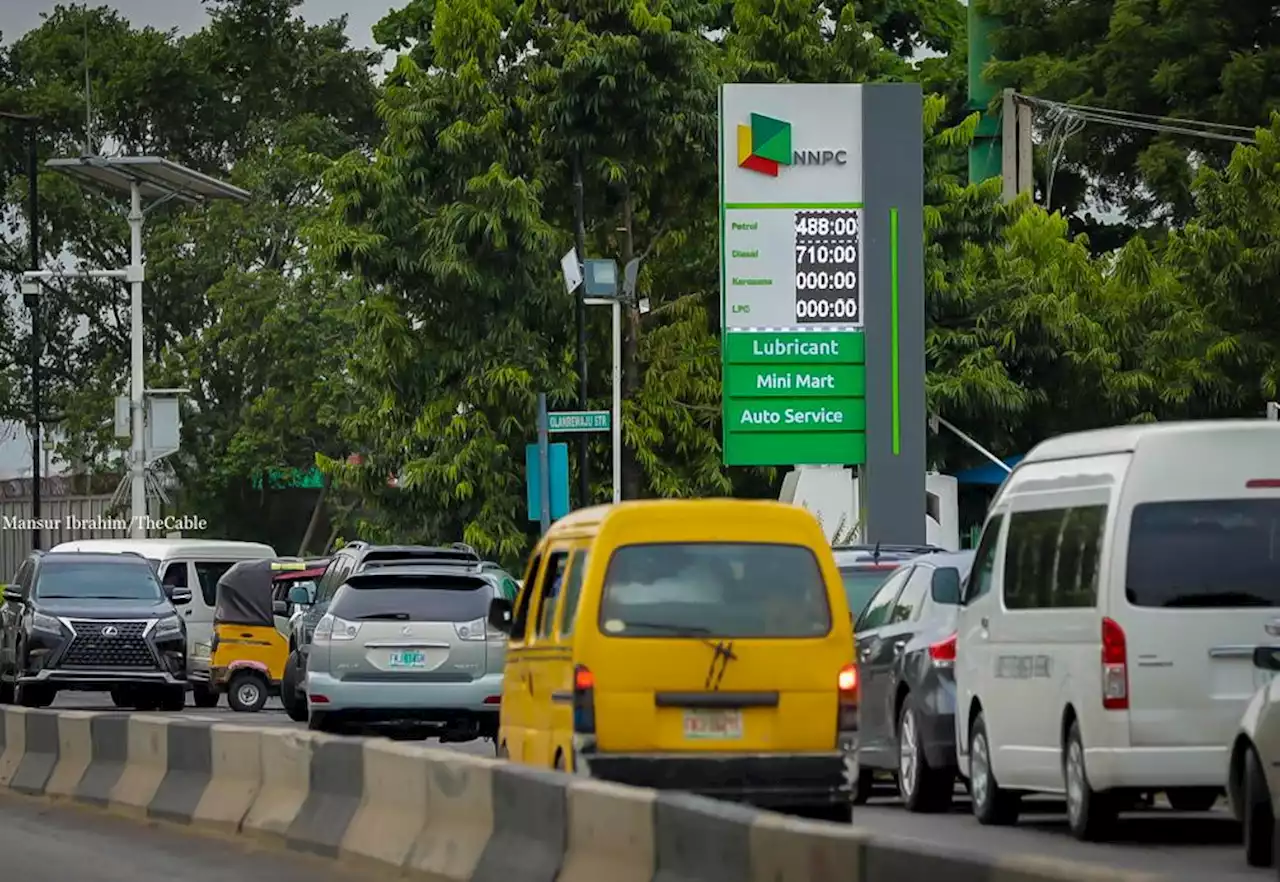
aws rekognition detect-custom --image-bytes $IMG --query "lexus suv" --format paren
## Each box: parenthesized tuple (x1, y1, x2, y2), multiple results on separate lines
(0, 551, 190, 709)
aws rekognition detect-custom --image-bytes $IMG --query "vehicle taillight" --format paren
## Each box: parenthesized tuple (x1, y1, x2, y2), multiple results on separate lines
(573, 664, 595, 733)
(1247, 479, 1280, 488)
(837, 663, 858, 732)
(929, 633, 957, 664)
(837, 664, 858, 692)
(1101, 617, 1128, 710)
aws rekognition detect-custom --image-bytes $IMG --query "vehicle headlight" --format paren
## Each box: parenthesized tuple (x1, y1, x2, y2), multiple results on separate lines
(30, 612, 61, 634)
(153, 615, 183, 637)
(192, 641, 211, 659)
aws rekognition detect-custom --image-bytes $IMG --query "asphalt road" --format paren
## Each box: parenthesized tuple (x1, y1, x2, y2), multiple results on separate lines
(50, 691, 497, 756)
(852, 789, 1262, 880)
(0, 791, 366, 882)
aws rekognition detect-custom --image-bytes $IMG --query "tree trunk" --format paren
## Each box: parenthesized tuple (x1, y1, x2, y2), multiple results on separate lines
(620, 192, 644, 500)
(296, 473, 330, 556)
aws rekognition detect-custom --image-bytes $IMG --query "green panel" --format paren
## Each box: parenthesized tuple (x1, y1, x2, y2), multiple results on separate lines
(751, 114, 791, 164)
(725, 364, 865, 397)
(724, 398, 866, 433)
(725, 431, 866, 467)
(723, 330, 864, 364)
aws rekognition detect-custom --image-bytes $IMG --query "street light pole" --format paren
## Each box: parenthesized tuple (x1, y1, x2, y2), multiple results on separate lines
(3, 112, 41, 550)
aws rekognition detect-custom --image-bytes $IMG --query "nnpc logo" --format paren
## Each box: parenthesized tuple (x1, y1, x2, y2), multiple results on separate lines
(736, 113, 848, 177)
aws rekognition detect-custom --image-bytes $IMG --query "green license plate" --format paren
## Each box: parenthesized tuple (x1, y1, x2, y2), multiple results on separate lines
(389, 651, 426, 667)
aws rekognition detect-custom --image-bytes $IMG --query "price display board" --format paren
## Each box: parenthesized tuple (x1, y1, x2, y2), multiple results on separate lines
(793, 209, 861, 325)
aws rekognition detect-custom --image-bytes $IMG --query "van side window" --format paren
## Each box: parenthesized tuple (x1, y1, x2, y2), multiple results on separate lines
(194, 561, 235, 607)
(1004, 506, 1105, 609)
(162, 562, 188, 589)
(511, 554, 541, 641)
(964, 514, 1004, 603)
(558, 552, 588, 637)
(536, 552, 570, 638)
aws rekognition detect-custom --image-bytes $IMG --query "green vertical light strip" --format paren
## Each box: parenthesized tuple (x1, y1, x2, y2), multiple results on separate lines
(890, 208, 900, 455)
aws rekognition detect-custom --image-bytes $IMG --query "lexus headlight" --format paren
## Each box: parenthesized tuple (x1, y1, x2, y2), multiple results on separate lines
(153, 615, 183, 637)
(30, 612, 61, 634)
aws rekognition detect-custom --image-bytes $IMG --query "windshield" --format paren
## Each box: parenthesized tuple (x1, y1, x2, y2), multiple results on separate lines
(598, 542, 832, 638)
(840, 567, 898, 617)
(36, 561, 164, 601)
(1127, 499, 1280, 607)
(330, 577, 490, 621)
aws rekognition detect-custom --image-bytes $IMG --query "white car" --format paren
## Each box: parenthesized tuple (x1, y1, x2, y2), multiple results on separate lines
(1227, 644, 1280, 867)
(955, 420, 1280, 840)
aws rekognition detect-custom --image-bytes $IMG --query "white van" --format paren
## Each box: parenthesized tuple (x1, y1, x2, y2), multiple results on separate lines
(48, 538, 276, 705)
(955, 420, 1280, 841)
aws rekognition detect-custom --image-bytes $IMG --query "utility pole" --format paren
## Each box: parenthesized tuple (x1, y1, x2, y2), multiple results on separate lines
(967, 2, 1001, 185)
(3, 112, 42, 549)
(570, 151, 590, 507)
(1000, 89, 1034, 201)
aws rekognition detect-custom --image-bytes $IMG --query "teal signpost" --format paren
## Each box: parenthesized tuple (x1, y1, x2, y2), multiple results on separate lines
(719, 83, 925, 542)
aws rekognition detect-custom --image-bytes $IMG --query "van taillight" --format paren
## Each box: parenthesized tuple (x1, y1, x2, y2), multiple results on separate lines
(837, 664, 858, 732)
(929, 633, 957, 664)
(573, 664, 595, 734)
(838, 664, 857, 693)
(1101, 617, 1128, 710)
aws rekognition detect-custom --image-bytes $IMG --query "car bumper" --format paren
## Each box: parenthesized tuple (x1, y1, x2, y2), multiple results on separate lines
(305, 671, 503, 719)
(21, 669, 185, 687)
(919, 675, 958, 770)
(580, 750, 855, 809)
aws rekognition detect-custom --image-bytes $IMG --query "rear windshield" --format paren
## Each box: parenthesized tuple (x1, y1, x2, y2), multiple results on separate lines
(36, 561, 163, 600)
(330, 576, 490, 621)
(599, 542, 832, 638)
(1127, 499, 1280, 607)
(840, 567, 897, 617)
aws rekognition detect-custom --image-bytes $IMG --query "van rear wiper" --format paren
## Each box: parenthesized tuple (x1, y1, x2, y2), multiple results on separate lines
(618, 621, 711, 636)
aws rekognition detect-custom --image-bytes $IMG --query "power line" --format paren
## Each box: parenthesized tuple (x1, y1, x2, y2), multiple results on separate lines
(1016, 93, 1257, 144)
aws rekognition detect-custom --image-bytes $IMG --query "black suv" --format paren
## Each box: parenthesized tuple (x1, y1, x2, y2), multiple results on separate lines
(0, 552, 190, 709)
(280, 542, 484, 720)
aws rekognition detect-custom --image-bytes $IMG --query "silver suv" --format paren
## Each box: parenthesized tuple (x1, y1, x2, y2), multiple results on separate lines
(303, 564, 505, 741)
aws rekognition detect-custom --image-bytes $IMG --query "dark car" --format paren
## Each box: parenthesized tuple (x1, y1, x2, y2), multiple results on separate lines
(280, 542, 517, 721)
(833, 543, 942, 619)
(852, 550, 973, 811)
(0, 551, 191, 710)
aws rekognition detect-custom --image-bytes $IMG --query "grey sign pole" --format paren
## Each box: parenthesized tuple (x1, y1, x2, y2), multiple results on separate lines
(537, 393, 551, 532)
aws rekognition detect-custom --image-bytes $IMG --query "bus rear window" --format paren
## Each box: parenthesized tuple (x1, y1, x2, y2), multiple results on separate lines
(1127, 500, 1280, 607)
(599, 542, 832, 638)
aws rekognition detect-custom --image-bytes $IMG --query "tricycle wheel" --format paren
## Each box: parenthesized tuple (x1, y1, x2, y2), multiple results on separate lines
(192, 683, 219, 708)
(227, 671, 268, 712)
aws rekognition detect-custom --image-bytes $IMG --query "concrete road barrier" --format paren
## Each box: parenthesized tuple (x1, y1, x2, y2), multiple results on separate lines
(0, 706, 1170, 882)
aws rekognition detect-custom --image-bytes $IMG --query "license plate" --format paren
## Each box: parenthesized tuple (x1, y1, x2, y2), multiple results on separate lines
(683, 709, 742, 739)
(388, 651, 426, 667)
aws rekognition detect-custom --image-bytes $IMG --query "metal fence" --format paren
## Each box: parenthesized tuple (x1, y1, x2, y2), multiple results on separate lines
(0, 494, 140, 580)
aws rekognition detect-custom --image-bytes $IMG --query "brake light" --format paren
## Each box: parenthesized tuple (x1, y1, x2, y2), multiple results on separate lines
(837, 663, 858, 733)
(1247, 479, 1280, 488)
(929, 633, 957, 664)
(837, 664, 857, 692)
(483, 695, 501, 704)
(1101, 617, 1128, 710)
(573, 664, 595, 734)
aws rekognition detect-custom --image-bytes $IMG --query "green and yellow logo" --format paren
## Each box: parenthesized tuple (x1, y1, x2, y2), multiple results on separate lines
(737, 113, 791, 177)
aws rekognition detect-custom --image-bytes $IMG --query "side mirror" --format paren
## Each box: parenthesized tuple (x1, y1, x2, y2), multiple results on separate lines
(488, 597, 513, 634)
(272, 600, 289, 615)
(169, 587, 192, 605)
(1253, 646, 1280, 672)
(931, 569, 962, 605)
(288, 586, 311, 605)
(2, 585, 23, 603)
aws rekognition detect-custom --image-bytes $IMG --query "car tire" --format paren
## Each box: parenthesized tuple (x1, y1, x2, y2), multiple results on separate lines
(133, 691, 160, 711)
(897, 694, 954, 813)
(226, 671, 268, 713)
(1166, 787, 1219, 813)
(1243, 746, 1274, 867)
(110, 687, 132, 708)
(307, 709, 337, 733)
(281, 653, 308, 722)
(0, 677, 15, 704)
(192, 683, 219, 708)
(969, 711, 1020, 825)
(158, 686, 186, 712)
(15, 682, 54, 708)
(851, 764, 875, 805)
(1064, 719, 1117, 841)
(794, 803, 853, 823)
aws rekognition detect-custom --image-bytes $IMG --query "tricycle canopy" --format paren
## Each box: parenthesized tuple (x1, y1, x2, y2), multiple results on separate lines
(215, 559, 307, 627)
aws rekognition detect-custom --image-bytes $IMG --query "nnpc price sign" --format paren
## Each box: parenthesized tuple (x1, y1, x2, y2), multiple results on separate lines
(719, 82, 926, 542)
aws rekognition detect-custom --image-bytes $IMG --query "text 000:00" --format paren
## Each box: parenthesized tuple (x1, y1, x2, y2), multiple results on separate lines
(796, 298, 858, 320)
(795, 270, 857, 290)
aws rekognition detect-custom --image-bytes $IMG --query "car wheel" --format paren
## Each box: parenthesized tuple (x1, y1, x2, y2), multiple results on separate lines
(226, 671, 268, 712)
(110, 687, 133, 708)
(307, 709, 337, 733)
(16, 682, 54, 708)
(281, 653, 308, 722)
(850, 765, 875, 804)
(1063, 719, 1117, 841)
(1243, 746, 1274, 867)
(0, 677, 16, 704)
(158, 686, 186, 712)
(898, 694, 953, 813)
(133, 691, 160, 711)
(192, 683, 219, 708)
(1166, 787, 1219, 813)
(969, 711, 1020, 825)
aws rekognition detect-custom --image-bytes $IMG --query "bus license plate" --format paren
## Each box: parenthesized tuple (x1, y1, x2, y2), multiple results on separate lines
(683, 709, 742, 739)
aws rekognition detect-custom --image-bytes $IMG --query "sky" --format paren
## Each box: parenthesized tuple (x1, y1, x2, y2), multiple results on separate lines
(0, 1, 400, 479)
